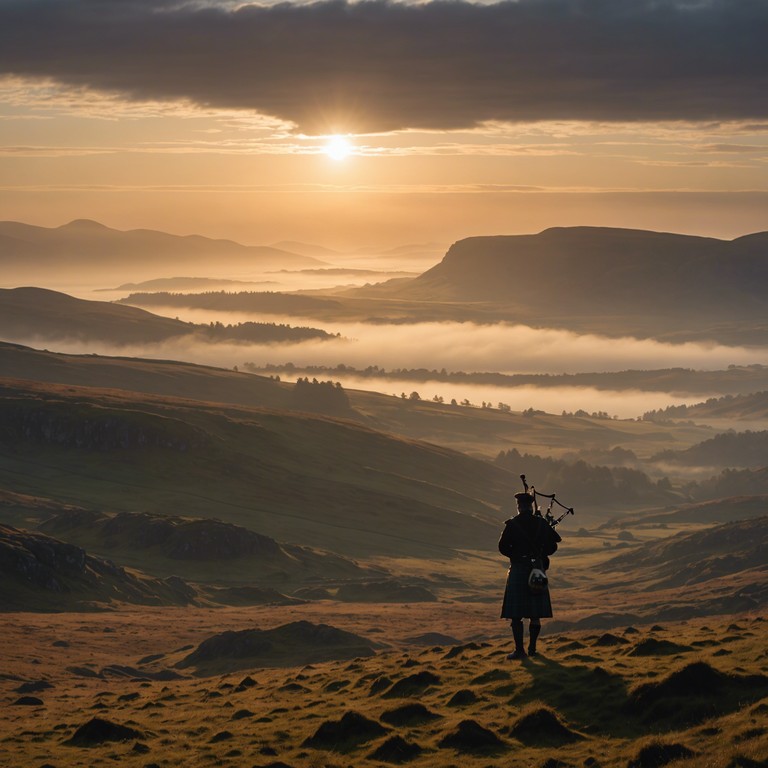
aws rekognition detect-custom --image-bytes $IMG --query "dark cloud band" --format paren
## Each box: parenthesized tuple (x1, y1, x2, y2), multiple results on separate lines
(0, 0, 766, 132)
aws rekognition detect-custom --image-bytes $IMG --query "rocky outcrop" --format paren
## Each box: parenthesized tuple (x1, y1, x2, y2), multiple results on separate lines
(1, 398, 207, 452)
(0, 524, 195, 610)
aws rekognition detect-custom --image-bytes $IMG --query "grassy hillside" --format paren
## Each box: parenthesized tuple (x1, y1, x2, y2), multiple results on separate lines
(0, 342, 717, 467)
(599, 516, 767, 593)
(0, 379, 514, 558)
(37, 508, 380, 588)
(0, 287, 335, 345)
(646, 391, 768, 422)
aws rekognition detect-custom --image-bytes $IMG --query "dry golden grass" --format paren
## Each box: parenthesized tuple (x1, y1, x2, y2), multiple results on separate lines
(1, 601, 765, 768)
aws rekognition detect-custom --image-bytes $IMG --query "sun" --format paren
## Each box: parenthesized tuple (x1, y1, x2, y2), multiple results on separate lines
(324, 135, 354, 161)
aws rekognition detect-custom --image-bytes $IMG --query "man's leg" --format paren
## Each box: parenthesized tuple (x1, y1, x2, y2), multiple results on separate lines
(507, 618, 526, 659)
(528, 619, 541, 656)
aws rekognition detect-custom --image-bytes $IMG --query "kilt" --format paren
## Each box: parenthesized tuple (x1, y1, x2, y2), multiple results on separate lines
(500, 562, 553, 619)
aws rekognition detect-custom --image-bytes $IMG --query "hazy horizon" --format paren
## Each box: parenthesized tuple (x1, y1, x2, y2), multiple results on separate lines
(1, 1, 767, 247)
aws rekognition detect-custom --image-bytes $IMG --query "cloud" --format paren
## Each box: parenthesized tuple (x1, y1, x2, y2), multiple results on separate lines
(0, 0, 766, 133)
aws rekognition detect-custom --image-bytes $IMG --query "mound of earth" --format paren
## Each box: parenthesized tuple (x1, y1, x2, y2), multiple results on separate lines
(336, 580, 437, 603)
(628, 741, 696, 768)
(627, 638, 691, 656)
(438, 719, 506, 754)
(508, 707, 582, 746)
(302, 711, 388, 750)
(380, 703, 442, 726)
(627, 661, 768, 726)
(381, 671, 441, 698)
(368, 735, 422, 763)
(443, 642, 483, 658)
(64, 717, 143, 746)
(593, 633, 630, 647)
(176, 620, 378, 674)
(0, 523, 194, 610)
(447, 688, 480, 706)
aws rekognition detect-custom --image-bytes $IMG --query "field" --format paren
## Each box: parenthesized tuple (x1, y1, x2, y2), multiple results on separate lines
(1, 601, 765, 768)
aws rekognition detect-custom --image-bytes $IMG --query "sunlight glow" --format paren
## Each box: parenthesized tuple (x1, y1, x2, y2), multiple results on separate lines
(324, 135, 354, 161)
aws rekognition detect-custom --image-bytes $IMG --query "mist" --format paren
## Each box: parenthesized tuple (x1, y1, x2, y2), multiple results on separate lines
(88, 305, 767, 374)
(16, 306, 766, 419)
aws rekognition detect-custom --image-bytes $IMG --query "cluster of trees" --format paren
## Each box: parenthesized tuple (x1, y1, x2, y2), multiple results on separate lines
(201, 321, 337, 343)
(494, 448, 675, 507)
(561, 409, 616, 420)
(686, 466, 768, 500)
(247, 363, 768, 395)
(652, 430, 768, 469)
(289, 378, 351, 415)
(644, 391, 768, 422)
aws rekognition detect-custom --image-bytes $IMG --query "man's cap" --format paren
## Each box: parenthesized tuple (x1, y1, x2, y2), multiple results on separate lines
(515, 492, 534, 505)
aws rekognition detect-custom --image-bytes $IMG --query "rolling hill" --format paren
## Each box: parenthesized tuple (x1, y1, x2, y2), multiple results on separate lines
(0, 378, 514, 558)
(599, 515, 767, 593)
(0, 340, 719, 470)
(0, 287, 335, 345)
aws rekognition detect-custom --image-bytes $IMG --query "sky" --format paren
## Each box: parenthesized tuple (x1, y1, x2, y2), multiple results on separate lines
(1, 0, 767, 249)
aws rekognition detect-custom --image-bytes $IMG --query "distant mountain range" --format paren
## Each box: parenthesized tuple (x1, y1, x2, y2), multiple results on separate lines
(0, 219, 324, 278)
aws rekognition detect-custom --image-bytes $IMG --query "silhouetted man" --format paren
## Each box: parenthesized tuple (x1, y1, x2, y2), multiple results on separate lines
(498, 492, 561, 659)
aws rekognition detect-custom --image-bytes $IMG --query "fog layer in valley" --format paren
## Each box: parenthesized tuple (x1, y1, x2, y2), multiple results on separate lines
(99, 305, 765, 373)
(13, 306, 767, 418)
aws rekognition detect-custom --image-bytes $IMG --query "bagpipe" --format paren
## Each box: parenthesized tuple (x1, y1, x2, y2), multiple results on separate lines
(520, 474, 575, 529)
